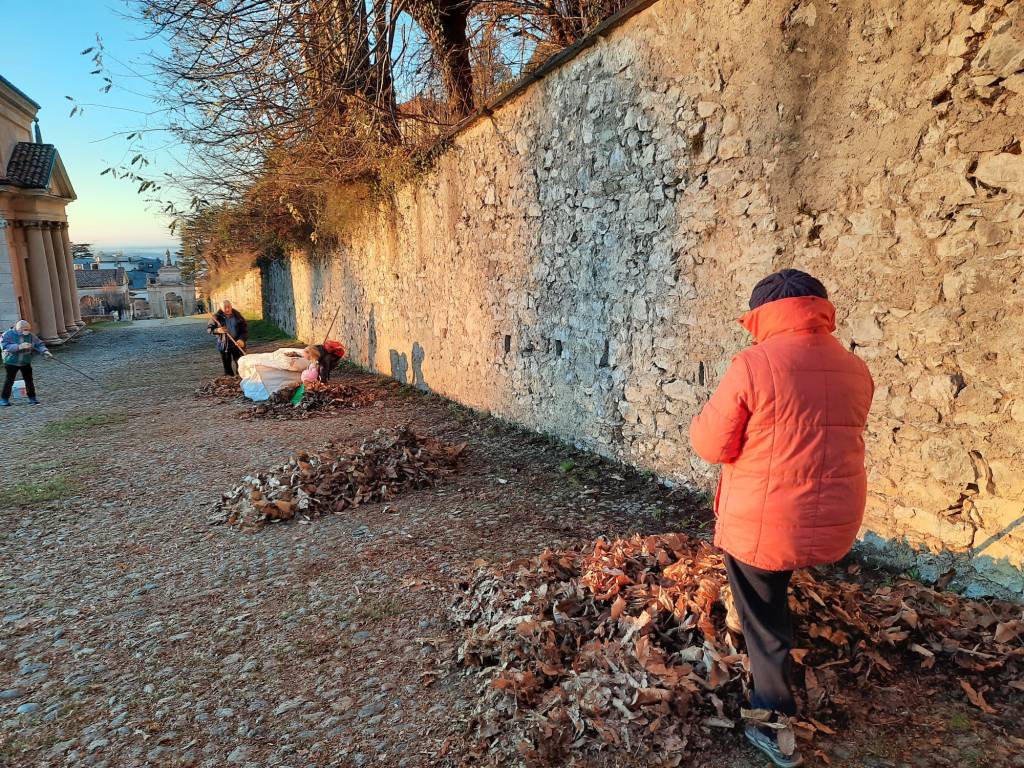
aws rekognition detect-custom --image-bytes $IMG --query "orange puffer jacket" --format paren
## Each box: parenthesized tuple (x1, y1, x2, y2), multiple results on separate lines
(689, 296, 874, 571)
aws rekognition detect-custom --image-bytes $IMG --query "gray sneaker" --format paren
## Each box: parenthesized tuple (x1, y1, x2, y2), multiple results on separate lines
(744, 725, 804, 767)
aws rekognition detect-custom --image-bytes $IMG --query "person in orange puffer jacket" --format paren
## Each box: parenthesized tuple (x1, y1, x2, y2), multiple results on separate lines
(690, 269, 874, 768)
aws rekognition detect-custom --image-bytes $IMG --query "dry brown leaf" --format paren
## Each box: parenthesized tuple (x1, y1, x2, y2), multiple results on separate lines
(776, 723, 798, 757)
(909, 643, 934, 658)
(610, 595, 626, 621)
(958, 678, 997, 714)
(994, 620, 1023, 644)
(809, 718, 836, 735)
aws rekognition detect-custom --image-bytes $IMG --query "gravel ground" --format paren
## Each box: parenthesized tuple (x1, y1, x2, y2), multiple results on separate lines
(0, 319, 716, 768)
(1, 319, 1018, 768)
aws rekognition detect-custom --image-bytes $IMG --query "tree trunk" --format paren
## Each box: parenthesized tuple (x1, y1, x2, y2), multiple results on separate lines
(373, 0, 401, 143)
(408, 0, 475, 120)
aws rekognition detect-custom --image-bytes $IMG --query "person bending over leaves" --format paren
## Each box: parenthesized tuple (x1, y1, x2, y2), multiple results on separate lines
(690, 269, 874, 768)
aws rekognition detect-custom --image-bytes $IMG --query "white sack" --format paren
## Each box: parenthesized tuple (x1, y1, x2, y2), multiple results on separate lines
(237, 348, 307, 401)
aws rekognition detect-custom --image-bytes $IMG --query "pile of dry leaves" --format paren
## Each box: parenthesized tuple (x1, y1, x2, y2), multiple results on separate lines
(213, 426, 467, 529)
(241, 382, 389, 420)
(452, 534, 1024, 767)
(194, 376, 242, 401)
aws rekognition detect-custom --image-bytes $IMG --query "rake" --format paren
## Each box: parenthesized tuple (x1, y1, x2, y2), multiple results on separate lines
(47, 354, 97, 382)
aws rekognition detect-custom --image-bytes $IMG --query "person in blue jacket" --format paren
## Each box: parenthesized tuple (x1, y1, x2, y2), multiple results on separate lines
(1, 319, 53, 406)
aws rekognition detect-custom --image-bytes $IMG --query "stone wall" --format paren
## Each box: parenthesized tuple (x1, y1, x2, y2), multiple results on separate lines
(214, 0, 1024, 597)
(209, 268, 262, 318)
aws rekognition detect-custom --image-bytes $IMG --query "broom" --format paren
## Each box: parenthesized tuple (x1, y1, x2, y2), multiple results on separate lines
(209, 312, 246, 356)
(291, 305, 342, 407)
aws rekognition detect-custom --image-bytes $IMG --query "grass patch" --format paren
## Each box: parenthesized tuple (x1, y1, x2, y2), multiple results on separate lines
(41, 412, 127, 437)
(351, 597, 405, 622)
(247, 318, 299, 344)
(948, 711, 973, 733)
(0, 476, 73, 507)
(336, 359, 362, 374)
(28, 458, 63, 472)
(88, 320, 134, 330)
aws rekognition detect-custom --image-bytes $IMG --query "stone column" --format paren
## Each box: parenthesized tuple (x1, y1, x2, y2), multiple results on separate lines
(11, 224, 35, 324)
(58, 224, 85, 328)
(48, 224, 79, 333)
(0, 218, 20, 327)
(20, 222, 62, 344)
(39, 224, 70, 339)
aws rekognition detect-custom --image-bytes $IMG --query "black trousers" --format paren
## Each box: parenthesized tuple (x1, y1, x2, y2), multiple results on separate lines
(725, 554, 796, 715)
(220, 346, 243, 376)
(2, 364, 35, 399)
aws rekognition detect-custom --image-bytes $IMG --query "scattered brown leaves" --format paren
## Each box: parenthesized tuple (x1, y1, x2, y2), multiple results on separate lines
(452, 534, 1024, 767)
(213, 426, 466, 529)
(193, 376, 242, 401)
(241, 381, 392, 420)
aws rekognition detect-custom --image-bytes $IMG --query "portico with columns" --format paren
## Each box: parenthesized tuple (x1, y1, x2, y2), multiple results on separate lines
(0, 75, 84, 345)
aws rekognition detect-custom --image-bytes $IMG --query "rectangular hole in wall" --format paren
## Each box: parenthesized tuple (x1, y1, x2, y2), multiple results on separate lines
(698, 361, 705, 386)
(504, 334, 511, 354)
(554, 340, 563, 357)
(599, 340, 610, 368)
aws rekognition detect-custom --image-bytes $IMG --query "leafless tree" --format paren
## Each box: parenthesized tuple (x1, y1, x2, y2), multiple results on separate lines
(109, 0, 632, 276)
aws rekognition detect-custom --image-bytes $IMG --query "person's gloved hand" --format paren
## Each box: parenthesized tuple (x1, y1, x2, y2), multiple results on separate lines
(43, 352, 54, 359)
(19, 342, 31, 351)
(236, 339, 246, 349)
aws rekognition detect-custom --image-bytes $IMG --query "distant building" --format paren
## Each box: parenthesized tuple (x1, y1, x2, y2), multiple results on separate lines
(0, 75, 84, 342)
(126, 257, 161, 290)
(75, 267, 131, 318)
(145, 252, 197, 318)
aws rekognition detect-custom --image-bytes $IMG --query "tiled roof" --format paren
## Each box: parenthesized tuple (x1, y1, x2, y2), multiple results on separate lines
(76, 267, 129, 289)
(1, 143, 57, 189)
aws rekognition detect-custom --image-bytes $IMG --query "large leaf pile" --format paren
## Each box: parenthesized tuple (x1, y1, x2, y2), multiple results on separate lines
(452, 534, 1023, 767)
(213, 426, 466, 529)
(242, 382, 389, 420)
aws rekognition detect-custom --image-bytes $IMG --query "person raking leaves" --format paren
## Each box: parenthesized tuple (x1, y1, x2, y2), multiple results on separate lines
(207, 300, 248, 376)
(1, 319, 54, 406)
(689, 269, 874, 768)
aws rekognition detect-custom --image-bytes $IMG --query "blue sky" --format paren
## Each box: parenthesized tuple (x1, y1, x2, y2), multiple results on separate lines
(0, 1, 180, 247)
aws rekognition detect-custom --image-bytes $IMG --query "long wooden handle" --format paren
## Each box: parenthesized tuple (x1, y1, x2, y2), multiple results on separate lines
(321, 305, 342, 345)
(210, 313, 246, 355)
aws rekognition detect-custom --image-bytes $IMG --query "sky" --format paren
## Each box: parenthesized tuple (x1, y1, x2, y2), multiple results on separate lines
(0, 1, 181, 248)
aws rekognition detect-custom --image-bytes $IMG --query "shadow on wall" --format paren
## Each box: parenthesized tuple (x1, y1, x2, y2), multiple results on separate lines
(389, 341, 429, 391)
(259, 253, 298, 337)
(412, 342, 426, 390)
(368, 305, 377, 373)
(307, 252, 341, 341)
(389, 349, 408, 383)
(856, 518, 1024, 600)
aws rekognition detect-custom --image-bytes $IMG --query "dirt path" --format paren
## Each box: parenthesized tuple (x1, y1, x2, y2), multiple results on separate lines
(0, 319, 708, 768)
(0, 320, 1018, 768)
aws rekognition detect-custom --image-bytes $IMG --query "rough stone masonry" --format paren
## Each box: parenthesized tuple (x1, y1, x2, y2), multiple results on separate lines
(213, 0, 1024, 598)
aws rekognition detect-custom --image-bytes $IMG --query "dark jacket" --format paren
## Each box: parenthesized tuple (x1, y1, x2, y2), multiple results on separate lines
(207, 310, 248, 352)
(314, 344, 341, 382)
